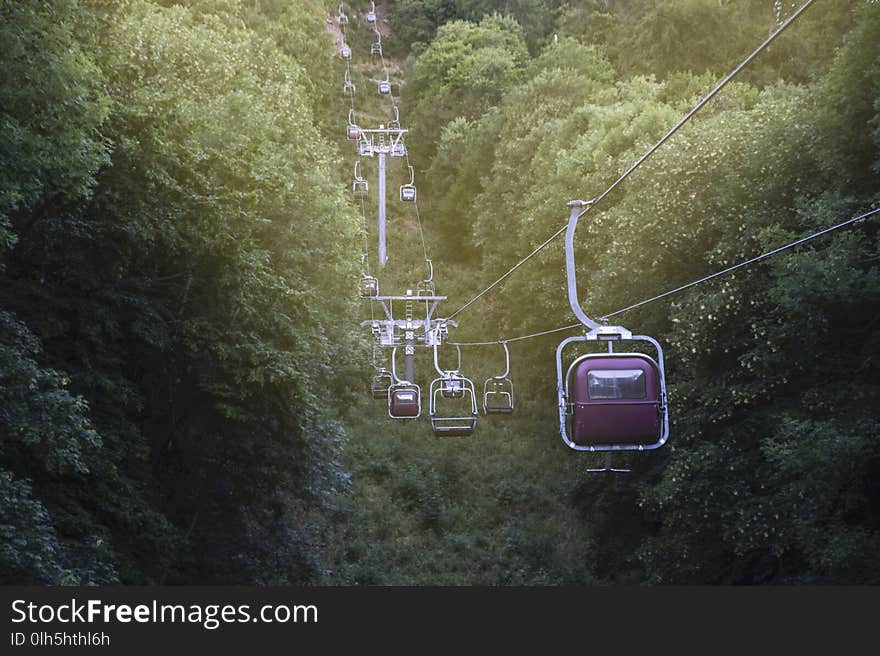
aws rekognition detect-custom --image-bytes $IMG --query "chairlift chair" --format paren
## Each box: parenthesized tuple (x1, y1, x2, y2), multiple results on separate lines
(416, 259, 435, 297)
(483, 342, 515, 414)
(366, 2, 376, 23)
(429, 340, 477, 435)
(371, 41, 383, 57)
(391, 141, 407, 158)
(347, 110, 361, 140)
(340, 43, 351, 59)
(389, 106, 401, 131)
(400, 165, 417, 202)
(359, 274, 378, 298)
(352, 161, 368, 196)
(378, 71, 391, 95)
(343, 70, 356, 96)
(370, 368, 393, 399)
(337, 4, 348, 24)
(388, 347, 421, 419)
(555, 200, 669, 471)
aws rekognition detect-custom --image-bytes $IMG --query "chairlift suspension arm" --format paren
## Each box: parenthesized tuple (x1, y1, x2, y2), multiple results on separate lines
(565, 200, 602, 331)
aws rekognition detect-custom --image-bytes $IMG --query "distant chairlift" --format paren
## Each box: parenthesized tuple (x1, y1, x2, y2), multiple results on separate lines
(388, 347, 421, 419)
(366, 1, 377, 24)
(358, 137, 374, 158)
(416, 259, 435, 297)
(378, 71, 391, 95)
(352, 160, 368, 196)
(347, 109, 361, 140)
(340, 43, 351, 59)
(337, 4, 349, 25)
(359, 274, 378, 298)
(400, 165, 416, 202)
(343, 70, 356, 96)
(371, 367, 393, 399)
(390, 139, 407, 158)
(483, 342, 515, 415)
(371, 32, 383, 57)
(429, 341, 477, 436)
(389, 106, 401, 131)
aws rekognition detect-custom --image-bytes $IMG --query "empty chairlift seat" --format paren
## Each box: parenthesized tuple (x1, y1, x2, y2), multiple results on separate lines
(429, 342, 477, 435)
(483, 342, 515, 415)
(352, 161, 368, 196)
(370, 369, 393, 399)
(483, 379, 514, 414)
(567, 354, 662, 445)
(430, 375, 477, 435)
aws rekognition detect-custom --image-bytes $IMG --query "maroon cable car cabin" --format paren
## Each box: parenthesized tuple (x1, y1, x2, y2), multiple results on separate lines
(567, 354, 662, 446)
(389, 385, 420, 418)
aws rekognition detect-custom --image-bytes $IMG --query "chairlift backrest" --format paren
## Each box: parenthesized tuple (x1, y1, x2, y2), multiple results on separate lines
(483, 342, 515, 414)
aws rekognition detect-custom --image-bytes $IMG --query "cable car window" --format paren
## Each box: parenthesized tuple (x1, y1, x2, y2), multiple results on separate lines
(587, 369, 647, 399)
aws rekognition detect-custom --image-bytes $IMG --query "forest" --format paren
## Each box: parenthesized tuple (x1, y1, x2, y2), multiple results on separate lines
(1, 0, 878, 586)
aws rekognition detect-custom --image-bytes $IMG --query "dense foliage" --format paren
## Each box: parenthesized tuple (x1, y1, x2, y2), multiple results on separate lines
(1, 0, 360, 584)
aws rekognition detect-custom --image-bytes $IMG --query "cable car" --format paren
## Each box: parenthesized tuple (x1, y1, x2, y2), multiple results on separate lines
(359, 274, 378, 298)
(366, 2, 376, 23)
(555, 200, 669, 470)
(565, 352, 663, 444)
(347, 110, 361, 140)
(483, 342, 514, 414)
(378, 72, 391, 95)
(400, 165, 416, 202)
(416, 259, 435, 297)
(388, 347, 421, 419)
(371, 368, 393, 399)
(429, 340, 477, 435)
(340, 43, 351, 60)
(352, 160, 368, 196)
